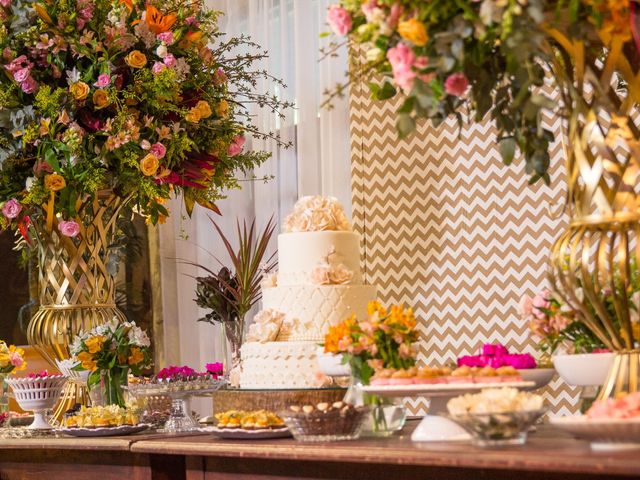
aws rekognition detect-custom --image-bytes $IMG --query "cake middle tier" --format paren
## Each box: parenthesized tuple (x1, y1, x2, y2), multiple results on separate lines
(262, 284, 377, 342)
(277, 231, 363, 285)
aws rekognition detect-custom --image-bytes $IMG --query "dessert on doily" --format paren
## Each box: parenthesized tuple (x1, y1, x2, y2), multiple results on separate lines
(239, 196, 378, 389)
(63, 405, 140, 428)
(214, 410, 285, 430)
(370, 365, 522, 386)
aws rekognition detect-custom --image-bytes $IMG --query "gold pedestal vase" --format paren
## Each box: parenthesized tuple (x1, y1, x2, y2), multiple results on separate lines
(27, 191, 129, 421)
(546, 28, 640, 401)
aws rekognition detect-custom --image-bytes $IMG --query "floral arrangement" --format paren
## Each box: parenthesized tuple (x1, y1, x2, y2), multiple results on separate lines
(324, 300, 418, 384)
(71, 318, 151, 406)
(458, 343, 536, 370)
(283, 196, 351, 233)
(0, 0, 290, 235)
(0, 340, 26, 374)
(520, 289, 609, 357)
(155, 362, 223, 381)
(325, 0, 632, 184)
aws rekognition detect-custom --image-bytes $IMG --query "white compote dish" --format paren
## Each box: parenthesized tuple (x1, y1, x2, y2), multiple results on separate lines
(7, 373, 67, 429)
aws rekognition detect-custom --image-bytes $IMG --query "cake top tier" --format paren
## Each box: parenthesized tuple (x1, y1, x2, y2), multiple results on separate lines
(283, 196, 351, 233)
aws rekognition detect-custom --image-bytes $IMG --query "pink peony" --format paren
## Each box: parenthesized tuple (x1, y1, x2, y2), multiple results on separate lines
(152, 61, 167, 74)
(327, 5, 352, 36)
(94, 73, 111, 87)
(163, 53, 176, 68)
(227, 135, 246, 156)
(58, 219, 80, 238)
(387, 42, 416, 92)
(444, 72, 469, 97)
(150, 142, 166, 159)
(157, 31, 174, 45)
(205, 362, 223, 378)
(481, 343, 508, 357)
(13, 67, 30, 83)
(2, 198, 21, 219)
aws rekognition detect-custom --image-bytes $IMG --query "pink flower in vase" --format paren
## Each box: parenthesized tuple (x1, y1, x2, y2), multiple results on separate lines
(227, 135, 246, 156)
(387, 43, 416, 92)
(58, 220, 80, 238)
(94, 73, 111, 88)
(157, 31, 174, 45)
(9, 351, 25, 369)
(0, 0, 11, 8)
(205, 362, 223, 378)
(163, 54, 176, 68)
(13, 67, 30, 83)
(150, 142, 166, 159)
(327, 5, 352, 36)
(152, 62, 167, 74)
(444, 72, 469, 97)
(2, 198, 21, 219)
(20, 76, 38, 94)
(531, 290, 552, 319)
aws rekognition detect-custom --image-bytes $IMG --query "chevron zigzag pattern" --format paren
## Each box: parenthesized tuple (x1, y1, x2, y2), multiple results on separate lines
(349, 78, 580, 416)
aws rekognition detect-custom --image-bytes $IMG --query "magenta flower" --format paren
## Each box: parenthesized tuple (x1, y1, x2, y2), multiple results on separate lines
(227, 135, 246, 156)
(444, 72, 469, 97)
(150, 142, 166, 159)
(27, 370, 50, 378)
(157, 31, 174, 45)
(58, 219, 80, 238)
(481, 343, 508, 357)
(2, 198, 21, 219)
(327, 5, 352, 36)
(94, 73, 111, 87)
(157, 365, 197, 379)
(205, 362, 224, 378)
(387, 43, 416, 92)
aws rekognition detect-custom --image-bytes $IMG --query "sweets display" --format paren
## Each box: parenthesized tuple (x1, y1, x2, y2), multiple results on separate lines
(370, 365, 522, 386)
(239, 196, 377, 389)
(64, 405, 140, 428)
(281, 401, 367, 442)
(586, 392, 640, 419)
(214, 410, 285, 430)
(447, 387, 544, 415)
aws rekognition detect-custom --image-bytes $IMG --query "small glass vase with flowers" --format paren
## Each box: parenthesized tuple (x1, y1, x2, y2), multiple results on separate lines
(0, 341, 27, 427)
(71, 318, 152, 407)
(324, 301, 418, 436)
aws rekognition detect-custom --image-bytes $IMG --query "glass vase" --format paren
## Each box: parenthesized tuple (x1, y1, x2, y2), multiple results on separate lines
(90, 368, 129, 407)
(344, 374, 406, 437)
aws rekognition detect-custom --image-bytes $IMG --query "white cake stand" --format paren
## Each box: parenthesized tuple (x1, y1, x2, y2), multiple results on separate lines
(362, 381, 534, 442)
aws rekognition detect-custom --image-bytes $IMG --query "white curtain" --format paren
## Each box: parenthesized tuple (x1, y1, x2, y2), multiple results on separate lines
(156, 0, 350, 412)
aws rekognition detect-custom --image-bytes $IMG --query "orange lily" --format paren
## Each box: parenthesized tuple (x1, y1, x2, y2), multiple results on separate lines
(120, 0, 134, 12)
(146, 4, 177, 34)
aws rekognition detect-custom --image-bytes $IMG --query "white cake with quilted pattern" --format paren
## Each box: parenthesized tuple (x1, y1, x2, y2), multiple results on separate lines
(239, 196, 377, 389)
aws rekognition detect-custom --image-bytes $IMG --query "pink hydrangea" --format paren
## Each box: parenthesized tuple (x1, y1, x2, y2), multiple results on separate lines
(387, 42, 416, 92)
(2, 198, 21, 219)
(157, 31, 174, 45)
(227, 135, 246, 156)
(327, 5, 352, 36)
(94, 73, 111, 87)
(150, 142, 166, 159)
(444, 72, 470, 97)
(58, 220, 80, 238)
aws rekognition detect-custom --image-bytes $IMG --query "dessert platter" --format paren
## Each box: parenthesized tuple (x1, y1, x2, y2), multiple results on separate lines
(551, 392, 640, 450)
(57, 405, 150, 437)
(280, 401, 368, 442)
(199, 409, 290, 439)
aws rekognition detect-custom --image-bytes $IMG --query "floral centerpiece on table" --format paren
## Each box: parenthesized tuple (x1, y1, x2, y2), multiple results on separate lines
(0, 340, 26, 375)
(324, 300, 419, 385)
(71, 318, 151, 407)
(0, 0, 289, 231)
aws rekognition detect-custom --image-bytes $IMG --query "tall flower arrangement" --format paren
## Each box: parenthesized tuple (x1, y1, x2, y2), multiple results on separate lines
(0, 0, 290, 234)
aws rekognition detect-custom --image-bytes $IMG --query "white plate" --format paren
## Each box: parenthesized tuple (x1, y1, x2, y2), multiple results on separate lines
(57, 424, 150, 437)
(550, 416, 640, 450)
(361, 381, 534, 397)
(199, 426, 291, 439)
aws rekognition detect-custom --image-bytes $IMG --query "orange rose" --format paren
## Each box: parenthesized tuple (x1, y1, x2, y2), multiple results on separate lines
(196, 100, 213, 119)
(69, 81, 90, 101)
(44, 174, 66, 191)
(92, 89, 110, 110)
(215, 100, 228, 118)
(398, 18, 428, 47)
(140, 153, 159, 176)
(125, 50, 147, 69)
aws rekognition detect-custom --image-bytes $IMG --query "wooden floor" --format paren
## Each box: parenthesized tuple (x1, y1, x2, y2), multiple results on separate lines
(0, 423, 639, 479)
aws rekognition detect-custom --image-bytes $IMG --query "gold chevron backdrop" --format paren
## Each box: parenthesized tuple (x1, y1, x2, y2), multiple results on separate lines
(349, 80, 580, 415)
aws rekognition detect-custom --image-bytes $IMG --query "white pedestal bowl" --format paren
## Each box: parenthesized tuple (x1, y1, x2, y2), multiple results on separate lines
(7, 375, 67, 429)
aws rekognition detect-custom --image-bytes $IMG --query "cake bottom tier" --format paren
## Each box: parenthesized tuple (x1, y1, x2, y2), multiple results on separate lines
(240, 341, 323, 389)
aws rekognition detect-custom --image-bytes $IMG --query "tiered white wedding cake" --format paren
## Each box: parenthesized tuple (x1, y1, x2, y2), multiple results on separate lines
(239, 196, 377, 389)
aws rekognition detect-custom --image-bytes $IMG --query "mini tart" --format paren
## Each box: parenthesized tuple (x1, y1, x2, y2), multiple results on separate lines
(447, 366, 473, 384)
(388, 368, 416, 385)
(370, 368, 394, 386)
(414, 367, 444, 384)
(473, 366, 502, 384)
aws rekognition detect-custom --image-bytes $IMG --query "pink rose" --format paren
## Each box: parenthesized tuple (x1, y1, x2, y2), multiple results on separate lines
(150, 142, 166, 159)
(163, 54, 176, 68)
(0, 0, 11, 8)
(94, 73, 111, 87)
(8, 350, 24, 368)
(444, 72, 469, 97)
(227, 135, 245, 156)
(58, 219, 80, 238)
(387, 43, 416, 92)
(185, 16, 197, 26)
(157, 31, 174, 45)
(310, 264, 331, 285)
(13, 67, 30, 83)
(152, 62, 167, 74)
(21, 76, 38, 94)
(481, 343, 508, 357)
(457, 355, 485, 368)
(2, 198, 21, 219)
(327, 5, 352, 36)
(531, 290, 551, 319)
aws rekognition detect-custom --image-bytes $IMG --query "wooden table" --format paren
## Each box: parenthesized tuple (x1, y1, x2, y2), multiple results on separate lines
(1, 423, 639, 479)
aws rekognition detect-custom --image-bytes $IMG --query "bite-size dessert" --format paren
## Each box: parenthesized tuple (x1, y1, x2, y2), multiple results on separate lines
(214, 410, 285, 430)
(369, 365, 521, 386)
(281, 401, 367, 441)
(586, 392, 640, 419)
(64, 405, 140, 428)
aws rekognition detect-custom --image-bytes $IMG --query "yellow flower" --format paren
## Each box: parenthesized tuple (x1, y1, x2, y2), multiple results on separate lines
(125, 50, 147, 69)
(215, 100, 228, 118)
(85, 335, 105, 354)
(92, 89, 110, 110)
(69, 81, 90, 101)
(44, 173, 66, 191)
(140, 153, 159, 176)
(128, 347, 144, 366)
(77, 351, 97, 372)
(185, 109, 201, 123)
(367, 300, 387, 317)
(398, 18, 428, 47)
(185, 101, 212, 123)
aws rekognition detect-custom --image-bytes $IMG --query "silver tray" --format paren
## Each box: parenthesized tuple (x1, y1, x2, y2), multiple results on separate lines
(56, 424, 151, 437)
(198, 426, 291, 439)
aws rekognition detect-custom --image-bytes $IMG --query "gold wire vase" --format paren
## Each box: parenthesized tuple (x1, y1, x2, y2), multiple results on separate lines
(545, 26, 640, 401)
(27, 191, 129, 419)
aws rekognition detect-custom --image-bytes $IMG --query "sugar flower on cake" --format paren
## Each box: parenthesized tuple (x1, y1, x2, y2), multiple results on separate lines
(283, 196, 351, 233)
(260, 272, 278, 289)
(246, 309, 286, 343)
(310, 247, 354, 285)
